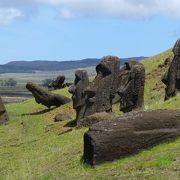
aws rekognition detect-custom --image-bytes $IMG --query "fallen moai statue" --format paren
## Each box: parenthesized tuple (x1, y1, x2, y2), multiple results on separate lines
(162, 39, 180, 100)
(68, 70, 89, 122)
(84, 109, 180, 165)
(118, 61, 145, 113)
(26, 82, 71, 108)
(48, 75, 66, 90)
(84, 56, 120, 117)
(0, 96, 8, 124)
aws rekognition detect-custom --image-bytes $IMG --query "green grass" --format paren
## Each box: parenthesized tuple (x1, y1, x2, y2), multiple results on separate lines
(0, 50, 180, 179)
(142, 49, 180, 109)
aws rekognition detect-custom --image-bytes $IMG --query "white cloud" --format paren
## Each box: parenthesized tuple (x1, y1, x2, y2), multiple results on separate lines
(58, 8, 77, 19)
(1, 0, 180, 24)
(0, 8, 23, 25)
(43, 0, 180, 19)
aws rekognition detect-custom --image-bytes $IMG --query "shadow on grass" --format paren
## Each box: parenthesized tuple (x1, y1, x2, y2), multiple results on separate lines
(64, 119, 77, 127)
(21, 107, 57, 116)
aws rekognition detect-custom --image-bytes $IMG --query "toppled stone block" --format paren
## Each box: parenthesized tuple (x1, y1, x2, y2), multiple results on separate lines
(84, 110, 180, 165)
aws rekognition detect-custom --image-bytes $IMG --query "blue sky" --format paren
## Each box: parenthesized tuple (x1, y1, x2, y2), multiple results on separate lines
(0, 0, 180, 64)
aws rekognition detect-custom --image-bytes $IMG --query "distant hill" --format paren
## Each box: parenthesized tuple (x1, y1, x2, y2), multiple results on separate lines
(0, 57, 146, 73)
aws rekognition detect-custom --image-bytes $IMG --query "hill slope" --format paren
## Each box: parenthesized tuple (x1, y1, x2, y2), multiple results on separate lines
(0, 50, 179, 179)
(0, 57, 146, 73)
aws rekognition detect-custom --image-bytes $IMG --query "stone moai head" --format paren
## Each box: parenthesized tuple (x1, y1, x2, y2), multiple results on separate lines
(68, 70, 89, 121)
(84, 56, 120, 117)
(0, 97, 8, 124)
(162, 39, 180, 100)
(48, 75, 65, 89)
(173, 38, 180, 55)
(118, 61, 145, 113)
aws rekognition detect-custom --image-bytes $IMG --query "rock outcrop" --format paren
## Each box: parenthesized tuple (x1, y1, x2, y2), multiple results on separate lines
(84, 110, 180, 165)
(77, 112, 116, 128)
(26, 82, 71, 108)
(0, 97, 8, 124)
(54, 113, 71, 122)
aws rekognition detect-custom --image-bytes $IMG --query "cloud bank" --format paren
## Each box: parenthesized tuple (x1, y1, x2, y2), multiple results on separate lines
(1, 0, 180, 24)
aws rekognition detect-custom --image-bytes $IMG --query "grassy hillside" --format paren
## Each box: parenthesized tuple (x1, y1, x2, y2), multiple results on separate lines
(0, 50, 180, 179)
(142, 49, 180, 109)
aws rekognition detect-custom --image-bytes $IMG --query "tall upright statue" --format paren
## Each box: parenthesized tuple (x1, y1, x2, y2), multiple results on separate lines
(162, 39, 180, 100)
(69, 70, 89, 122)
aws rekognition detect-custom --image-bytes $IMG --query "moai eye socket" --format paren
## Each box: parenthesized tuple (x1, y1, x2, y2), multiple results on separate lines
(75, 75, 81, 85)
(96, 64, 111, 77)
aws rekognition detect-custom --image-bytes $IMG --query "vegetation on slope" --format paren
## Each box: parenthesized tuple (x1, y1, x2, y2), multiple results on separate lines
(142, 49, 180, 109)
(0, 50, 180, 179)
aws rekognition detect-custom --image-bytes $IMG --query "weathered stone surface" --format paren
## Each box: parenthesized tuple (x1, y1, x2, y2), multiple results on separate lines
(117, 61, 145, 113)
(84, 56, 120, 117)
(77, 112, 117, 128)
(68, 70, 89, 122)
(158, 57, 172, 68)
(84, 110, 180, 165)
(54, 113, 71, 122)
(162, 39, 180, 100)
(48, 75, 66, 89)
(0, 97, 8, 124)
(26, 82, 71, 108)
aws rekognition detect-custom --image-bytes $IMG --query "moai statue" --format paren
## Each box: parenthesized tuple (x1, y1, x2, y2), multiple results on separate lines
(0, 96, 8, 124)
(162, 39, 180, 100)
(118, 61, 145, 113)
(26, 82, 71, 108)
(68, 70, 89, 122)
(48, 75, 66, 90)
(84, 56, 120, 117)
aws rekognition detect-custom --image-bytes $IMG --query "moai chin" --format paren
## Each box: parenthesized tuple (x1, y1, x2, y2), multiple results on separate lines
(68, 70, 89, 122)
(162, 39, 180, 100)
(0, 97, 8, 124)
(84, 56, 120, 117)
(118, 61, 145, 113)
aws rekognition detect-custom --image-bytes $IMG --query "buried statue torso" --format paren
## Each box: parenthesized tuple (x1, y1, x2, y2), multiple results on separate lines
(84, 56, 120, 117)
(118, 61, 145, 113)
